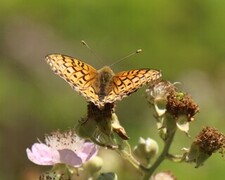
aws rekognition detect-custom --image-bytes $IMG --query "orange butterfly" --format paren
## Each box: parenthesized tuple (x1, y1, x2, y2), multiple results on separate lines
(45, 54, 162, 109)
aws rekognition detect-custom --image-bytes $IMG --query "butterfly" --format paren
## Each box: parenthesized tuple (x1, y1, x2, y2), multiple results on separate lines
(45, 54, 162, 109)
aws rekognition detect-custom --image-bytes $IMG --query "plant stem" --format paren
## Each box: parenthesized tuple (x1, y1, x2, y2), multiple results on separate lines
(143, 130, 176, 180)
(116, 141, 143, 171)
(121, 149, 142, 170)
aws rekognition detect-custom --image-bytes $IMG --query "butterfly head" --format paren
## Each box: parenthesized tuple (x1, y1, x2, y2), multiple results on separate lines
(97, 66, 115, 85)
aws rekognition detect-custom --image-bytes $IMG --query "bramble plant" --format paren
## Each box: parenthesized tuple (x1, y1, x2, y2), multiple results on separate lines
(26, 79, 225, 180)
(28, 50, 224, 179)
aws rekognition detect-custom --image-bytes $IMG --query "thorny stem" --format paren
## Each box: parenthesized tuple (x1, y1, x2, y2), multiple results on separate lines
(143, 130, 176, 180)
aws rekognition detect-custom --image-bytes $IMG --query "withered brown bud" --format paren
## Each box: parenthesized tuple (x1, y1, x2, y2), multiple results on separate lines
(87, 102, 115, 121)
(187, 126, 225, 167)
(166, 91, 199, 122)
(194, 126, 225, 155)
(146, 80, 200, 135)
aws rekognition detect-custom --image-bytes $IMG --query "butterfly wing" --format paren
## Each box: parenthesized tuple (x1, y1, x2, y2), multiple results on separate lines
(104, 69, 162, 103)
(45, 54, 99, 103)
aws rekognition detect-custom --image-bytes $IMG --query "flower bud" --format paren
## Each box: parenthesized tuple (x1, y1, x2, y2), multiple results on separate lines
(133, 137, 159, 165)
(83, 156, 103, 176)
(150, 171, 177, 180)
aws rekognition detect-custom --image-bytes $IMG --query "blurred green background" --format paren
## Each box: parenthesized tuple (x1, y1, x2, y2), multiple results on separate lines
(0, 0, 225, 179)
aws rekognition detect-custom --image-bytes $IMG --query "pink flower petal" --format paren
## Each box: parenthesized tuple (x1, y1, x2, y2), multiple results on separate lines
(79, 142, 98, 162)
(26, 143, 60, 165)
(58, 149, 82, 167)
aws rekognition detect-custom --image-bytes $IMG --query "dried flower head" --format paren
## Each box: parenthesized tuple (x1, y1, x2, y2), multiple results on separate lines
(26, 129, 98, 167)
(146, 80, 199, 136)
(87, 102, 115, 121)
(166, 91, 199, 122)
(194, 126, 225, 155)
(146, 80, 199, 119)
(77, 102, 128, 148)
(187, 127, 225, 167)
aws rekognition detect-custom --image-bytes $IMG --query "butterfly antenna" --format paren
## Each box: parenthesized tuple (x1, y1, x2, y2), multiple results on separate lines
(109, 49, 142, 67)
(81, 40, 103, 62)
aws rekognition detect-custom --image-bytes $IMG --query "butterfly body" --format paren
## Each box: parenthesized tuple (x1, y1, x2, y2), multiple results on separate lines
(45, 54, 162, 109)
(95, 66, 114, 101)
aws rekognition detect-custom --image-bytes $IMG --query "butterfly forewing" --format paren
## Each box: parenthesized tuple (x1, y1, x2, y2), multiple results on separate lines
(45, 54, 99, 103)
(104, 69, 161, 103)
